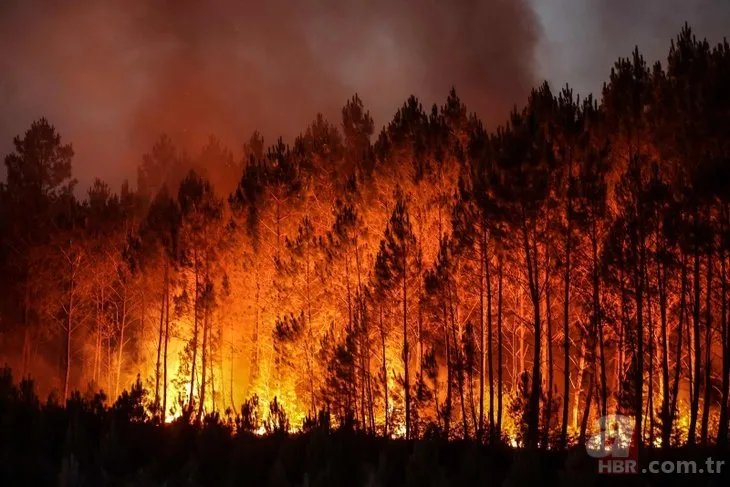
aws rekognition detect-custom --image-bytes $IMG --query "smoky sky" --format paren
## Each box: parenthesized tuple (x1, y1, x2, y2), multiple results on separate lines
(0, 0, 538, 190)
(0, 1, 728, 192)
(534, 0, 730, 97)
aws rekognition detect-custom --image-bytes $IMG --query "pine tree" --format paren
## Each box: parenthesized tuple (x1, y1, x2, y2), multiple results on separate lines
(374, 188, 421, 439)
(493, 84, 556, 447)
(177, 170, 224, 417)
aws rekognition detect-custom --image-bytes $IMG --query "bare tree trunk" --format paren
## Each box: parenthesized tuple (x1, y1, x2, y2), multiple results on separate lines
(718, 212, 730, 446)
(357, 244, 376, 434)
(592, 222, 607, 423)
(645, 264, 655, 447)
(579, 363, 595, 444)
(199, 287, 209, 419)
(250, 266, 260, 386)
(115, 286, 128, 398)
(485, 230, 495, 443)
(670, 254, 687, 444)
(189, 251, 199, 414)
(658, 242, 671, 448)
(226, 343, 234, 413)
(379, 306, 389, 437)
(573, 340, 586, 431)
(700, 251, 712, 444)
(163, 275, 170, 420)
(212, 321, 218, 413)
(63, 251, 78, 402)
(561, 199, 572, 450)
(305, 250, 316, 415)
(633, 215, 646, 449)
(93, 287, 102, 385)
(521, 219, 541, 448)
(496, 255, 504, 441)
(402, 247, 410, 439)
(64, 294, 73, 402)
(448, 280, 469, 439)
(477, 227, 484, 440)
(443, 299, 452, 438)
(22, 284, 31, 378)
(617, 258, 629, 410)
(155, 276, 165, 412)
(543, 260, 554, 448)
(689, 250, 701, 445)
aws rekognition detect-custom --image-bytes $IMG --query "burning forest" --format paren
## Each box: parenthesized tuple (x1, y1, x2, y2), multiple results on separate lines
(1, 23, 730, 487)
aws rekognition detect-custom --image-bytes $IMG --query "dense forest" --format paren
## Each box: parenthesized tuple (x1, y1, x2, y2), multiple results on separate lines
(2, 25, 730, 473)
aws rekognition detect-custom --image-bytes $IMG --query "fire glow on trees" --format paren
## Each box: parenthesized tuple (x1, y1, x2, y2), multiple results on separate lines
(1, 26, 730, 448)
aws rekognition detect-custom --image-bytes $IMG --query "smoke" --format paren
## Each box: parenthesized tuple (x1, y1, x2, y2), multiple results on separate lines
(590, 0, 729, 93)
(0, 0, 539, 190)
(530, 0, 729, 99)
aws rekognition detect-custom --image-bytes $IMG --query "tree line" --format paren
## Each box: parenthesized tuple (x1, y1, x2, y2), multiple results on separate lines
(1, 25, 730, 449)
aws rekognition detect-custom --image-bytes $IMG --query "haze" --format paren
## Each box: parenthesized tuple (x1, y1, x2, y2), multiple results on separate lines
(0, 0, 727, 190)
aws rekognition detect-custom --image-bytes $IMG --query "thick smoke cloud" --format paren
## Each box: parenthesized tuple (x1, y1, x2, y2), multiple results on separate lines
(0, 0, 539, 190)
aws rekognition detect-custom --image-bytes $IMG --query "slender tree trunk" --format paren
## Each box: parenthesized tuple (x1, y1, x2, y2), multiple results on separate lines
(443, 299, 452, 438)
(64, 285, 73, 401)
(356, 244, 376, 434)
(402, 246, 410, 439)
(485, 229, 495, 443)
(22, 283, 31, 378)
(479, 227, 486, 441)
(346, 255, 353, 331)
(579, 364, 595, 444)
(106, 332, 112, 394)
(251, 266, 260, 385)
(63, 254, 77, 402)
(155, 272, 166, 412)
(496, 255, 504, 441)
(468, 342, 478, 437)
(686, 265, 695, 427)
(199, 292, 209, 419)
(634, 220, 646, 449)
(700, 251, 712, 444)
(163, 274, 170, 420)
(189, 251, 199, 414)
(718, 216, 729, 446)
(689, 249, 701, 445)
(522, 219, 541, 448)
(645, 263, 655, 447)
(379, 306, 389, 437)
(592, 223, 607, 423)
(617, 258, 629, 410)
(544, 259, 554, 448)
(115, 286, 127, 398)
(670, 254, 687, 444)
(212, 321, 218, 413)
(94, 287, 102, 384)
(447, 279, 468, 439)
(659, 251, 671, 448)
(561, 170, 573, 450)
(573, 333, 587, 431)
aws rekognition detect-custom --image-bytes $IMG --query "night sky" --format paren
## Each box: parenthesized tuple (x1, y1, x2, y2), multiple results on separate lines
(0, 0, 728, 190)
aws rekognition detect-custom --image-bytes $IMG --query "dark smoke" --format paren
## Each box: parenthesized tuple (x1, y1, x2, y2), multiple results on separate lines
(0, 0, 539, 190)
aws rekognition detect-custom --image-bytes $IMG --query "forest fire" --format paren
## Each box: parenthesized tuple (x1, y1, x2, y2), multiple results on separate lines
(1, 26, 730, 470)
